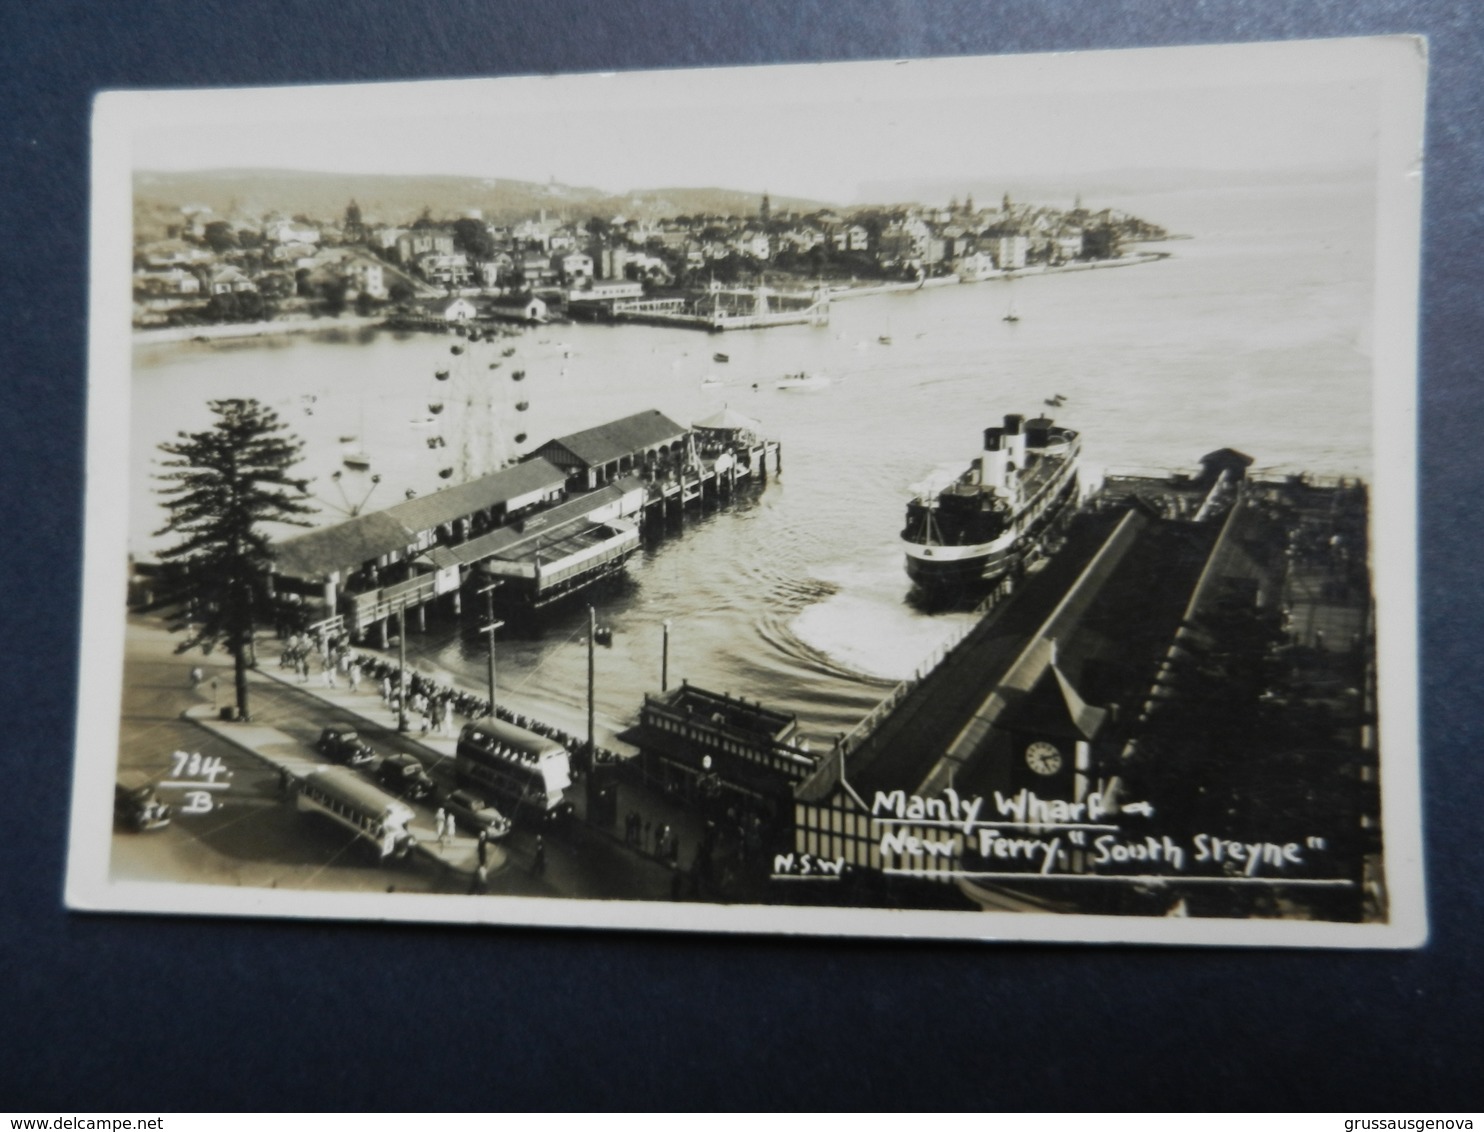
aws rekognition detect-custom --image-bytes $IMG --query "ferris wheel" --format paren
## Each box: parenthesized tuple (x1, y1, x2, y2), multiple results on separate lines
(422, 321, 534, 487)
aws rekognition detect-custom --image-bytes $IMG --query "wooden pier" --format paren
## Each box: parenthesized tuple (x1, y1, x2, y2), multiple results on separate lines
(612, 285, 829, 332)
(641, 440, 780, 521)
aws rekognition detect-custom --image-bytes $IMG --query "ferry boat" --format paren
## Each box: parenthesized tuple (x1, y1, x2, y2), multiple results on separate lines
(901, 413, 1081, 592)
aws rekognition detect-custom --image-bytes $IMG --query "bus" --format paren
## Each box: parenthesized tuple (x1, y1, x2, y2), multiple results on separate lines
(295, 765, 416, 861)
(454, 718, 573, 824)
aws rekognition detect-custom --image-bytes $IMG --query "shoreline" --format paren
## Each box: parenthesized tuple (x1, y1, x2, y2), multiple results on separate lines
(133, 314, 386, 346)
(828, 249, 1171, 300)
(132, 250, 1172, 344)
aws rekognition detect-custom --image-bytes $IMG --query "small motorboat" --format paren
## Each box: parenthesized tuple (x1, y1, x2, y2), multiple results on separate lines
(775, 371, 831, 392)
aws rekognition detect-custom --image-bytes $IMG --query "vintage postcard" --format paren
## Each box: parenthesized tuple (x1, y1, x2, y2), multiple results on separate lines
(67, 36, 1427, 946)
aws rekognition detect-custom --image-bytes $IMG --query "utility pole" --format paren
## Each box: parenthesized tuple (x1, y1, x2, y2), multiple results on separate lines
(477, 581, 504, 717)
(662, 619, 671, 692)
(396, 599, 409, 732)
(586, 604, 596, 771)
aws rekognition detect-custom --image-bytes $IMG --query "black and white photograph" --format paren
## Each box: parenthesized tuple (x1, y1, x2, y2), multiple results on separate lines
(66, 36, 1427, 947)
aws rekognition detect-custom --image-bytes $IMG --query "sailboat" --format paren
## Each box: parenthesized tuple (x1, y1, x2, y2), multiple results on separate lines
(1002, 300, 1021, 324)
(341, 400, 371, 470)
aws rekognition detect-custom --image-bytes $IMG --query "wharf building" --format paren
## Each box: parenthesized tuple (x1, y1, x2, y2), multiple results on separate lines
(784, 452, 1379, 919)
(620, 684, 820, 828)
(617, 452, 1379, 919)
(268, 408, 779, 637)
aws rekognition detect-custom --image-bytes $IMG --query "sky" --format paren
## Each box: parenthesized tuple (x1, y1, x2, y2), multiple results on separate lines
(122, 38, 1405, 204)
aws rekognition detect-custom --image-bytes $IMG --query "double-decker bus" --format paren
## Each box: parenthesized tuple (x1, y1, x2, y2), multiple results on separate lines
(295, 765, 416, 861)
(454, 719, 573, 824)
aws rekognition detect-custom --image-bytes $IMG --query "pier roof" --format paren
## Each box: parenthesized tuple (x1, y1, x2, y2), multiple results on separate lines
(381, 459, 566, 533)
(441, 477, 643, 566)
(693, 406, 761, 433)
(273, 510, 416, 581)
(541, 410, 686, 468)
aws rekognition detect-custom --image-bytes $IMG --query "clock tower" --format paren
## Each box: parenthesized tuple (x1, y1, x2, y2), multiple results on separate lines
(1000, 660, 1109, 801)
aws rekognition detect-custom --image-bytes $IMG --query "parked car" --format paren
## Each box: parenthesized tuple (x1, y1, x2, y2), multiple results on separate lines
(315, 725, 375, 767)
(374, 753, 435, 801)
(441, 788, 512, 839)
(115, 778, 171, 832)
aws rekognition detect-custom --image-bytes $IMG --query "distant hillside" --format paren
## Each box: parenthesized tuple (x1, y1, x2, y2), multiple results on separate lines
(858, 164, 1375, 208)
(132, 168, 831, 232)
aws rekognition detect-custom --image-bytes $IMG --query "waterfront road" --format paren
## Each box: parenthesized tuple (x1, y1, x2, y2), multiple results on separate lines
(113, 614, 704, 904)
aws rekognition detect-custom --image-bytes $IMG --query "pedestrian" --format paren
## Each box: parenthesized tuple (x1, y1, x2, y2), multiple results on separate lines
(322, 660, 336, 689)
(380, 676, 391, 704)
(533, 835, 545, 874)
(189, 665, 204, 689)
(348, 661, 361, 693)
(477, 829, 490, 868)
(436, 807, 450, 847)
(298, 655, 310, 683)
(470, 863, 489, 895)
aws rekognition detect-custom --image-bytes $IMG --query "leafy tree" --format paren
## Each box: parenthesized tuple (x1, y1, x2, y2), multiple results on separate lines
(257, 272, 295, 301)
(388, 278, 416, 305)
(202, 220, 239, 253)
(452, 217, 495, 260)
(318, 277, 349, 316)
(204, 290, 266, 323)
(154, 400, 316, 719)
(343, 200, 365, 243)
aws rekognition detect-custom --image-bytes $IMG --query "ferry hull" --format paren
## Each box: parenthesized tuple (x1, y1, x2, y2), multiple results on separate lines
(902, 465, 1080, 594)
(904, 543, 1018, 591)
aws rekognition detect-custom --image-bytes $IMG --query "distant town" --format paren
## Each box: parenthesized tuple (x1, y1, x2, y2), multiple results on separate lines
(131, 182, 1170, 331)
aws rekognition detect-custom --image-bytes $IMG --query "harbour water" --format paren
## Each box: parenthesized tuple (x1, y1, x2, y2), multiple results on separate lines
(129, 178, 1377, 744)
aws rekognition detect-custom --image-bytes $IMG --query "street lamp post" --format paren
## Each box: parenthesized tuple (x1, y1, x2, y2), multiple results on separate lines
(477, 581, 504, 718)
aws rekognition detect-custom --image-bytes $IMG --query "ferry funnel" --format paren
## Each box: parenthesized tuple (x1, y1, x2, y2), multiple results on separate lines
(1003, 413, 1026, 469)
(981, 427, 1008, 490)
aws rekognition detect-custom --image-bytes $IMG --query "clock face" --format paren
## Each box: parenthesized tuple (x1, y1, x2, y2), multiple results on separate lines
(1025, 741, 1063, 776)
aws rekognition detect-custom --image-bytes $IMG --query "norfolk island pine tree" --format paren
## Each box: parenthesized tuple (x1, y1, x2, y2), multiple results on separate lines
(153, 398, 316, 720)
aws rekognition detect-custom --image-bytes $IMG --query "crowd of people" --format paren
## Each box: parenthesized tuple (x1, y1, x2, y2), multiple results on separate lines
(277, 631, 625, 765)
